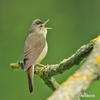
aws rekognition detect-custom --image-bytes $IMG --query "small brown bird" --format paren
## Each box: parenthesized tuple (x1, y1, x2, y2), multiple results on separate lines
(23, 19, 51, 93)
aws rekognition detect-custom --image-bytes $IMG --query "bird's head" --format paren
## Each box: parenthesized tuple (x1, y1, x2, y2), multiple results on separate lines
(30, 19, 52, 36)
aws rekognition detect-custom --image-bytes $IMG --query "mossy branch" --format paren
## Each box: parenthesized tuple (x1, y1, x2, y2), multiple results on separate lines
(10, 36, 100, 91)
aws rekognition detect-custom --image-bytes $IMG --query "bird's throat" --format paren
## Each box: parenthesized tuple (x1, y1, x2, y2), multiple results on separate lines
(43, 29, 47, 38)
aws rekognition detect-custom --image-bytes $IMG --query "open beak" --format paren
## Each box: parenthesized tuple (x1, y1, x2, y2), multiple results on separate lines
(43, 19, 52, 30)
(44, 19, 50, 25)
(45, 27, 52, 29)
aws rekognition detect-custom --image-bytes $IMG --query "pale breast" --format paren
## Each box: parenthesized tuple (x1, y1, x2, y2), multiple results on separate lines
(35, 42, 48, 64)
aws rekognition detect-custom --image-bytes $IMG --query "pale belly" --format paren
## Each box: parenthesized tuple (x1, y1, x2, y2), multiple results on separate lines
(35, 42, 48, 63)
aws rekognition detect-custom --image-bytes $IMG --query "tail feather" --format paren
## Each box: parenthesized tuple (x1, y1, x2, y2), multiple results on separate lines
(27, 66, 34, 93)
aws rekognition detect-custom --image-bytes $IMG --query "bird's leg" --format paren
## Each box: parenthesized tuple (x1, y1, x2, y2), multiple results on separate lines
(37, 63, 45, 67)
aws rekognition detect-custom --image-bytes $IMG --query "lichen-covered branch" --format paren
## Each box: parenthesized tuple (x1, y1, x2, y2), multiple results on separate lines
(35, 40, 94, 78)
(43, 77, 60, 91)
(48, 36, 100, 100)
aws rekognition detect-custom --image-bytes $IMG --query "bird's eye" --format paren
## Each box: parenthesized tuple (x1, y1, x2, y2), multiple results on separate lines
(40, 25, 43, 27)
(35, 21, 43, 25)
(35, 21, 40, 24)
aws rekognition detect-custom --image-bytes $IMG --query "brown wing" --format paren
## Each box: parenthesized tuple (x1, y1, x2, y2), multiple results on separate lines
(23, 33, 45, 70)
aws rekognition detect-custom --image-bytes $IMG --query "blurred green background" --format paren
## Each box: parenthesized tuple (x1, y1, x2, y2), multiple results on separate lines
(0, 0, 100, 100)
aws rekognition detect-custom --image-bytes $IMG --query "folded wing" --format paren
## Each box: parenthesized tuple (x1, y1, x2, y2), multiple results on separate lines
(23, 33, 45, 70)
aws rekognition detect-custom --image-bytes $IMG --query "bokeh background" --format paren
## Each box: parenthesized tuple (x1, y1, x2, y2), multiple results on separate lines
(0, 0, 100, 100)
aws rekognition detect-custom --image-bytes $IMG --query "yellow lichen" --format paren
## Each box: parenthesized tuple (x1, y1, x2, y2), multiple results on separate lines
(41, 67, 44, 70)
(93, 36, 100, 43)
(73, 73, 80, 78)
(94, 55, 100, 64)
(66, 88, 71, 92)
(35, 68, 43, 76)
(68, 76, 73, 80)
(35, 69, 39, 73)
(86, 72, 93, 79)
(10, 63, 20, 68)
(61, 58, 69, 63)
(68, 74, 81, 81)
(62, 81, 69, 86)
(73, 73, 86, 81)
(53, 68, 56, 71)
(80, 76, 86, 81)
(38, 70, 43, 76)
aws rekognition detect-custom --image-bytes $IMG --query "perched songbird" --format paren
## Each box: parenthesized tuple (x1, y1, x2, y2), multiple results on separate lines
(23, 19, 51, 93)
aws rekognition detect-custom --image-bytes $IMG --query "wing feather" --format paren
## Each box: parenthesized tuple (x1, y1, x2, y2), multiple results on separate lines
(23, 33, 45, 70)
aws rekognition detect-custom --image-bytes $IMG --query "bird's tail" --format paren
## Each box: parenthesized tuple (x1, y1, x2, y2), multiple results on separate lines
(27, 65, 34, 93)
